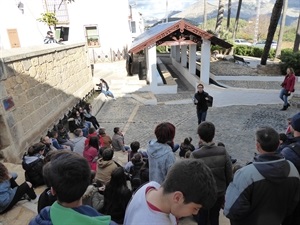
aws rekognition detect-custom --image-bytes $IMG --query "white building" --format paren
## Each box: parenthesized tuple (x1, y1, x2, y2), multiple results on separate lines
(0, 0, 138, 63)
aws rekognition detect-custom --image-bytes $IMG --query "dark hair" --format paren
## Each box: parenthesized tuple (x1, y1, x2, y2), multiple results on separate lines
(88, 127, 96, 135)
(131, 153, 142, 164)
(57, 124, 64, 131)
(43, 151, 91, 203)
(73, 129, 82, 137)
(102, 148, 114, 161)
(256, 127, 279, 152)
(130, 141, 140, 153)
(89, 136, 99, 150)
(0, 162, 9, 183)
(162, 159, 217, 209)
(47, 31, 53, 35)
(279, 133, 288, 142)
(49, 130, 57, 138)
(154, 122, 176, 144)
(113, 127, 120, 134)
(98, 128, 106, 135)
(197, 122, 215, 143)
(183, 137, 192, 145)
(197, 83, 204, 88)
(106, 167, 128, 191)
(27, 143, 46, 156)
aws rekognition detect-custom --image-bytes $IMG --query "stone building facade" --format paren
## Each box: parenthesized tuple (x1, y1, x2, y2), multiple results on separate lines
(0, 43, 94, 162)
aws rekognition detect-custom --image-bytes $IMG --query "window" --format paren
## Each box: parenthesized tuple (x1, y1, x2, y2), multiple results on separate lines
(84, 25, 100, 47)
(131, 21, 136, 33)
(55, 26, 69, 41)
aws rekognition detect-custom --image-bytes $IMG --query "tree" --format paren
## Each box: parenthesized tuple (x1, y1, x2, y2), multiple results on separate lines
(232, 0, 242, 41)
(215, 0, 225, 37)
(275, 0, 288, 58)
(293, 12, 300, 52)
(203, 0, 207, 30)
(261, 0, 283, 65)
(227, 0, 232, 30)
(37, 12, 58, 31)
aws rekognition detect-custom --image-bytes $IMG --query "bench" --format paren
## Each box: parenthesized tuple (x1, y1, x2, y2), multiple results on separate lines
(233, 55, 250, 66)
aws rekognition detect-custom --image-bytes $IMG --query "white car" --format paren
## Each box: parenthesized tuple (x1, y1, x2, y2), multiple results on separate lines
(234, 39, 252, 46)
(253, 40, 277, 49)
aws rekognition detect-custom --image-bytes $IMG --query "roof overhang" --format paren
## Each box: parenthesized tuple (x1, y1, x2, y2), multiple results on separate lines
(129, 19, 232, 54)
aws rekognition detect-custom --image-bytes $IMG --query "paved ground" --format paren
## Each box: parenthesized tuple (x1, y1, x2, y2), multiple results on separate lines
(1, 57, 298, 225)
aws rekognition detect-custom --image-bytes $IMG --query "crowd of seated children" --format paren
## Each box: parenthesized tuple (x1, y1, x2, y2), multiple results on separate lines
(98, 128, 112, 148)
(95, 148, 118, 185)
(101, 167, 132, 224)
(68, 110, 89, 137)
(0, 162, 37, 214)
(83, 136, 99, 171)
(40, 136, 57, 156)
(22, 143, 46, 188)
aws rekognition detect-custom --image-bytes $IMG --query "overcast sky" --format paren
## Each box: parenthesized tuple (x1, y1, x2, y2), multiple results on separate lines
(129, 0, 219, 19)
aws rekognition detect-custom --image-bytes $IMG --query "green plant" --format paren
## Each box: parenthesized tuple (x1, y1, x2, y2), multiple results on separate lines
(280, 51, 300, 75)
(37, 12, 58, 30)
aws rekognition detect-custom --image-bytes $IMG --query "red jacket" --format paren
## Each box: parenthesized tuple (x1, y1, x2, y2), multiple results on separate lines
(282, 73, 296, 92)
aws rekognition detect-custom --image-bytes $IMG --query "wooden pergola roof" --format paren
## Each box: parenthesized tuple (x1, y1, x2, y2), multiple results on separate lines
(129, 19, 232, 54)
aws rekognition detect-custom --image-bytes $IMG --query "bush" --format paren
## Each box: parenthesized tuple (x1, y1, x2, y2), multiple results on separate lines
(234, 46, 275, 58)
(280, 50, 300, 76)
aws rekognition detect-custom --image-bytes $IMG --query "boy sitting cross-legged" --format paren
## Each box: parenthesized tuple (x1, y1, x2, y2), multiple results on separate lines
(29, 150, 117, 225)
(124, 159, 217, 225)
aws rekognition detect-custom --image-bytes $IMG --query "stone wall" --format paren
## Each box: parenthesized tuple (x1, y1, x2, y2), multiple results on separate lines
(0, 43, 94, 163)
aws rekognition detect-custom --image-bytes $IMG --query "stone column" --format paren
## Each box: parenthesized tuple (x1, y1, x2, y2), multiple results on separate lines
(181, 45, 187, 67)
(200, 39, 211, 84)
(189, 44, 197, 75)
(175, 45, 181, 62)
(171, 46, 176, 58)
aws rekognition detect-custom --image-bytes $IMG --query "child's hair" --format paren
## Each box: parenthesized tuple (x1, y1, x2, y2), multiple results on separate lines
(154, 122, 176, 144)
(57, 124, 64, 131)
(49, 130, 57, 138)
(27, 143, 46, 156)
(88, 127, 96, 135)
(130, 141, 140, 153)
(113, 127, 120, 134)
(161, 159, 217, 209)
(98, 128, 106, 135)
(232, 164, 243, 174)
(43, 151, 91, 203)
(0, 162, 9, 183)
(279, 133, 288, 143)
(106, 167, 127, 191)
(198, 122, 215, 143)
(102, 148, 114, 161)
(183, 137, 192, 145)
(217, 142, 225, 147)
(73, 128, 82, 137)
(131, 153, 142, 165)
(88, 136, 99, 150)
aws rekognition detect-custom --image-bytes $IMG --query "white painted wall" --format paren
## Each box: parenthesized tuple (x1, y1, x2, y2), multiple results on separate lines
(0, 0, 47, 49)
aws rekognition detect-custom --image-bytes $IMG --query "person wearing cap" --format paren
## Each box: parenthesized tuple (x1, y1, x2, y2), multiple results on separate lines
(224, 126, 300, 225)
(281, 113, 300, 224)
(22, 143, 46, 188)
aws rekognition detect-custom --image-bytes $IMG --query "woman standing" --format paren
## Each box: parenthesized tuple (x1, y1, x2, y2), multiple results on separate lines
(0, 163, 36, 214)
(280, 67, 296, 111)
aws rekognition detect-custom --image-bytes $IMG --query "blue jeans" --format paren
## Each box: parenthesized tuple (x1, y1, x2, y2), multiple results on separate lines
(279, 88, 288, 106)
(172, 144, 180, 153)
(197, 110, 207, 125)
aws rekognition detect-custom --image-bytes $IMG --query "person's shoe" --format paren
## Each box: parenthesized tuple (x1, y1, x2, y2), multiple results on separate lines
(21, 193, 31, 201)
(287, 103, 291, 107)
(27, 187, 37, 200)
(231, 158, 237, 164)
(280, 106, 288, 111)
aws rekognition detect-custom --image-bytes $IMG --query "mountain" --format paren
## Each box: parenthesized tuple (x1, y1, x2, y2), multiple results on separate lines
(143, 0, 299, 26)
(171, 0, 299, 26)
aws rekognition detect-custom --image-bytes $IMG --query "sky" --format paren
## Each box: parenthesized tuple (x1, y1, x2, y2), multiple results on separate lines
(129, 0, 219, 19)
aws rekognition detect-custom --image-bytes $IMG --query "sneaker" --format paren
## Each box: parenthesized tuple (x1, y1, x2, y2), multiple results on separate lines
(287, 103, 291, 107)
(20, 193, 31, 201)
(280, 106, 287, 111)
(27, 187, 37, 200)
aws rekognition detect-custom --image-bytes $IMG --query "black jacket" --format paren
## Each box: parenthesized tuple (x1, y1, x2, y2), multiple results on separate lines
(194, 91, 209, 112)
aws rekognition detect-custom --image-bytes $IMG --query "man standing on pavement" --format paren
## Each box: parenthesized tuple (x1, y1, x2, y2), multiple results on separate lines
(281, 112, 300, 224)
(191, 121, 233, 225)
(224, 126, 300, 225)
(194, 83, 211, 124)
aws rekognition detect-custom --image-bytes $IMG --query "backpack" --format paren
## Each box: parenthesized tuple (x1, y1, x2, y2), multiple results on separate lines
(288, 143, 300, 157)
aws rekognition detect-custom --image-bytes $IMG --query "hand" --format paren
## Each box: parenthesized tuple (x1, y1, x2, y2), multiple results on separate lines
(205, 97, 209, 100)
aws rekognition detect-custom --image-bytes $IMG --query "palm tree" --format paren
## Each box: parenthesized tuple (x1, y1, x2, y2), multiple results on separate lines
(215, 0, 225, 37)
(203, 0, 207, 30)
(227, 0, 232, 30)
(275, 0, 288, 58)
(232, 0, 242, 41)
(293, 12, 300, 52)
(261, 0, 283, 65)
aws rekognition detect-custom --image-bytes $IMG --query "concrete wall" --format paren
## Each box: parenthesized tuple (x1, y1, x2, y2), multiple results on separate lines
(0, 43, 94, 162)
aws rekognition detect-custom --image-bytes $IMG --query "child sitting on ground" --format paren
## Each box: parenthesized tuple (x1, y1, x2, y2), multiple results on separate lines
(22, 143, 46, 188)
(30, 150, 117, 225)
(179, 137, 195, 158)
(124, 159, 217, 225)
